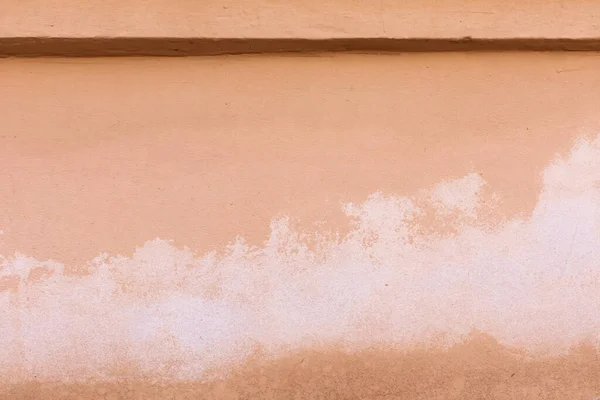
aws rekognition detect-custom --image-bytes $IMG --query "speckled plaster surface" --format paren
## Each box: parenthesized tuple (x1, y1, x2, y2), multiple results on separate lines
(2, 52, 600, 398)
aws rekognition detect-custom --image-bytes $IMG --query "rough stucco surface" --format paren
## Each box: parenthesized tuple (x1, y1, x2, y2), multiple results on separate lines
(2, 53, 600, 398)
(0, 0, 599, 38)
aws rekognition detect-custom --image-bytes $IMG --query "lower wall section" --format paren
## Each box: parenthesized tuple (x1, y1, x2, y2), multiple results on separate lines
(5, 335, 600, 399)
(1, 53, 600, 398)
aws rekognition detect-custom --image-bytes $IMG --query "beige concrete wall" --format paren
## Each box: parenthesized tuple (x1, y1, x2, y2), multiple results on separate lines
(2, 53, 600, 398)
(1, 0, 599, 39)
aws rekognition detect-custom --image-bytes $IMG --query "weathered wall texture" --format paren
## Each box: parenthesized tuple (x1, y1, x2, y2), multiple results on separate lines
(2, 1, 600, 398)
(1, 0, 599, 38)
(2, 52, 600, 398)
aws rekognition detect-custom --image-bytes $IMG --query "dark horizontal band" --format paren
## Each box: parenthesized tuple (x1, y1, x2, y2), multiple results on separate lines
(2, 37, 600, 57)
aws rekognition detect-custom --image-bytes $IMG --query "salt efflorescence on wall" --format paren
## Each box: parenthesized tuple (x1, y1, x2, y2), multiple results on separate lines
(1, 134, 600, 382)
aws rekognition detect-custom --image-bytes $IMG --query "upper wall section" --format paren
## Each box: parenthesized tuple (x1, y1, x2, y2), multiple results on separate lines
(1, 0, 599, 39)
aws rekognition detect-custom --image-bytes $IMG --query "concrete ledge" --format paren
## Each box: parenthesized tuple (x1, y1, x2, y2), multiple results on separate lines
(1, 1, 599, 56)
(2, 37, 600, 57)
(1, 0, 599, 39)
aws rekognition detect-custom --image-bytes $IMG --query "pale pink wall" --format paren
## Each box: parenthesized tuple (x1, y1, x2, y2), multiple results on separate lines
(2, 53, 600, 398)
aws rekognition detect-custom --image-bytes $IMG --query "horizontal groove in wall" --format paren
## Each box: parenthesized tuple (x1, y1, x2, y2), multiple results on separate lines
(2, 37, 600, 57)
